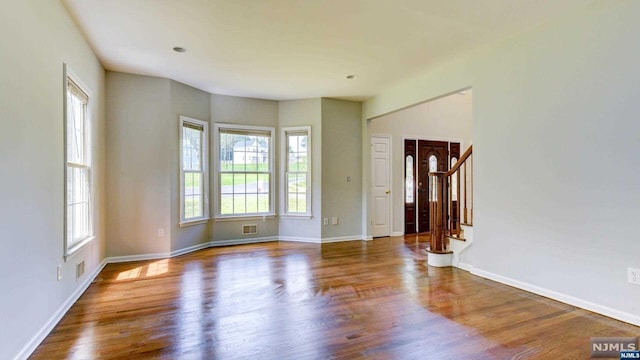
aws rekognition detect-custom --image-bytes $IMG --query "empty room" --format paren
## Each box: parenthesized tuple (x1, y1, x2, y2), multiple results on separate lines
(2, 1, 639, 359)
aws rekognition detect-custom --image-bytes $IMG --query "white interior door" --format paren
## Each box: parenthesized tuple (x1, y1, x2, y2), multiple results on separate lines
(371, 136, 391, 237)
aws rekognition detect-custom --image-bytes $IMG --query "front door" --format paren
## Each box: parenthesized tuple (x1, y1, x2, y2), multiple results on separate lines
(417, 140, 448, 232)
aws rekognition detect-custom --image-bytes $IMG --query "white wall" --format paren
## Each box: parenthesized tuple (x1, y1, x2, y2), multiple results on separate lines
(369, 92, 472, 235)
(278, 99, 323, 240)
(106, 72, 172, 257)
(364, 0, 640, 323)
(321, 99, 363, 239)
(0, 1, 106, 359)
(210, 94, 280, 241)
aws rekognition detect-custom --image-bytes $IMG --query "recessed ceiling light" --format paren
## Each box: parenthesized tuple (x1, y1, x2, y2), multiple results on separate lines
(346, 74, 358, 80)
(173, 47, 186, 53)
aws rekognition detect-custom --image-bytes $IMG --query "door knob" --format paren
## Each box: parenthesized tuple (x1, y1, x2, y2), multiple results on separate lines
(385, 190, 390, 194)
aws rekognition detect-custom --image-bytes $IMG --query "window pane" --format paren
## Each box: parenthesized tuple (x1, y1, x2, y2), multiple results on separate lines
(185, 195, 194, 218)
(185, 172, 202, 196)
(258, 136, 269, 170)
(221, 194, 233, 215)
(288, 193, 296, 213)
(287, 134, 307, 172)
(220, 174, 234, 194)
(192, 195, 202, 217)
(232, 136, 246, 172)
(246, 173, 258, 194)
(67, 165, 90, 243)
(183, 171, 204, 219)
(298, 174, 307, 193)
(233, 194, 246, 213)
(296, 194, 306, 213)
(219, 133, 234, 170)
(258, 194, 269, 213)
(296, 154, 307, 172)
(182, 126, 202, 171)
(246, 193, 258, 213)
(258, 174, 269, 194)
(293, 173, 306, 193)
(67, 89, 86, 165)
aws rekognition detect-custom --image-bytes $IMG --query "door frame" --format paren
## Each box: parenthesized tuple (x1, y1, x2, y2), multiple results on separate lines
(370, 134, 392, 238)
(401, 135, 464, 235)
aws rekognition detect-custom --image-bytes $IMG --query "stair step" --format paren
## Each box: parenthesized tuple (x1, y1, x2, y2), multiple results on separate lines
(447, 234, 466, 242)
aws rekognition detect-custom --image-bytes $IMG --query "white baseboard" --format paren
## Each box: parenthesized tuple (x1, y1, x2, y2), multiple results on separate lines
(364, 236, 373, 241)
(105, 252, 170, 264)
(456, 262, 474, 272)
(280, 236, 365, 243)
(472, 268, 640, 327)
(108, 237, 280, 263)
(279, 236, 322, 243)
(170, 242, 211, 257)
(14, 259, 108, 360)
(209, 236, 278, 247)
(321, 235, 363, 243)
(391, 232, 404, 237)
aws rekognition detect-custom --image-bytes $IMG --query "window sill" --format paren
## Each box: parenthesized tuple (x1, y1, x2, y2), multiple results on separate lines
(280, 214, 313, 220)
(65, 235, 95, 262)
(214, 214, 276, 222)
(179, 218, 210, 227)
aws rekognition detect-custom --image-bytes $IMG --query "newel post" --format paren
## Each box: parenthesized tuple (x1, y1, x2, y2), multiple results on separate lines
(427, 171, 452, 267)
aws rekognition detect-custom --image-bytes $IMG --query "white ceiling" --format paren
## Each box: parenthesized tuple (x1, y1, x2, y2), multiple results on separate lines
(63, 0, 589, 101)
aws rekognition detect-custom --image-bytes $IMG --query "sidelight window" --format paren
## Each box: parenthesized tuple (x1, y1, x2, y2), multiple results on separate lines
(405, 155, 414, 203)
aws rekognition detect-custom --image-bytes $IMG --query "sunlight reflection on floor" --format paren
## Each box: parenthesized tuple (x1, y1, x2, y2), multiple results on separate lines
(115, 259, 169, 280)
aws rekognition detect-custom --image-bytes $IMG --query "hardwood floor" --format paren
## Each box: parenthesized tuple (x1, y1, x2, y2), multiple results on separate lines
(31, 236, 638, 359)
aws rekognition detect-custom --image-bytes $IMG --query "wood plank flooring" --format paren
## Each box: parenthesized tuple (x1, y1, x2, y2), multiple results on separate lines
(30, 236, 639, 359)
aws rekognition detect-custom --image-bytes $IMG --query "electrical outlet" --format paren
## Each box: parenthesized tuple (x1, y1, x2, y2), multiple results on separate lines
(332, 217, 338, 225)
(76, 260, 85, 279)
(629, 268, 640, 285)
(158, 228, 165, 237)
(57, 265, 62, 281)
(323, 218, 329, 226)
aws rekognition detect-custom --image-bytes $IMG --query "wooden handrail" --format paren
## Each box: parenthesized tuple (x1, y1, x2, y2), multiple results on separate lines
(428, 145, 472, 257)
(445, 144, 472, 176)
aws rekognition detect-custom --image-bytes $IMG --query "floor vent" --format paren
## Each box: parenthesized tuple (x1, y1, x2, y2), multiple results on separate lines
(242, 224, 258, 235)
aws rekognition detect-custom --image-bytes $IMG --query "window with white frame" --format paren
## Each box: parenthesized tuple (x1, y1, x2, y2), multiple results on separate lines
(180, 116, 209, 224)
(65, 67, 93, 255)
(282, 126, 311, 216)
(215, 124, 274, 217)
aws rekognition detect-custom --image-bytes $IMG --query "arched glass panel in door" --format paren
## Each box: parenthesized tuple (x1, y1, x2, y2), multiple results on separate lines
(429, 155, 437, 172)
(429, 155, 437, 200)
